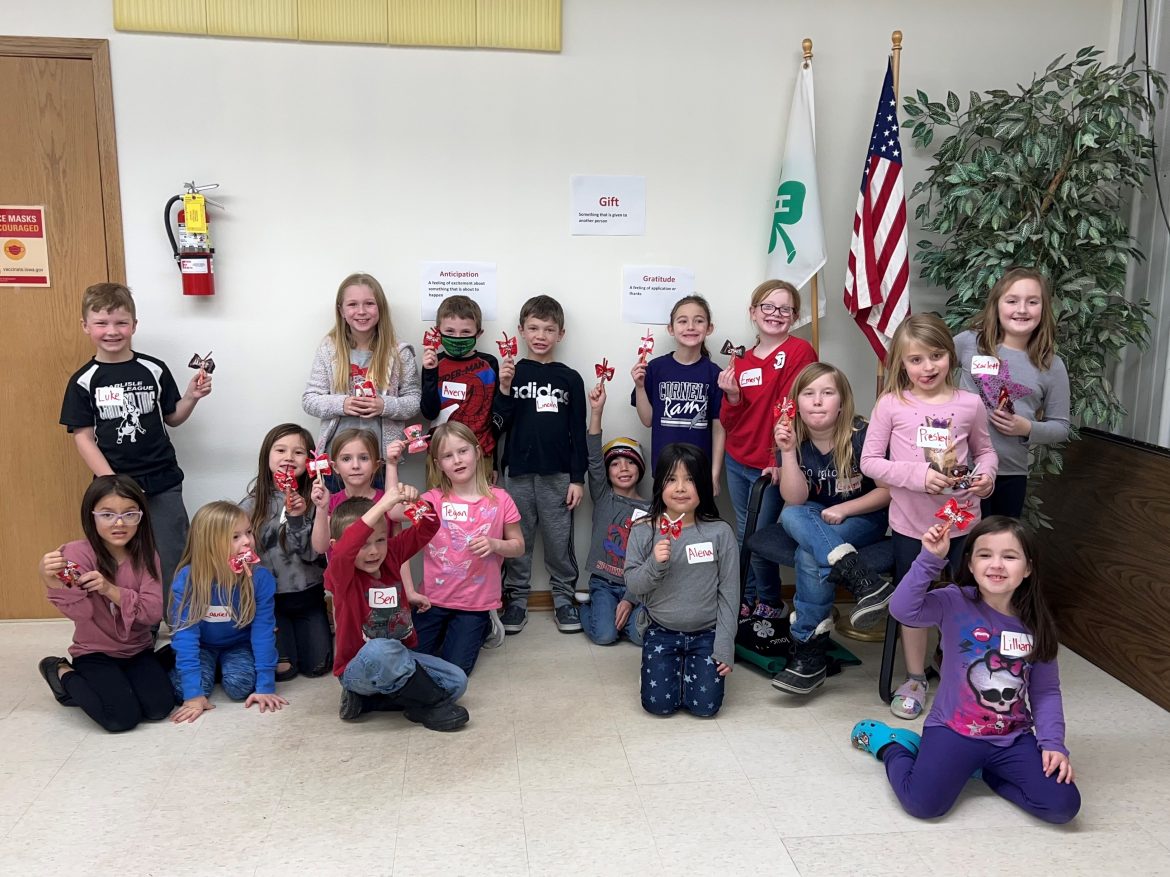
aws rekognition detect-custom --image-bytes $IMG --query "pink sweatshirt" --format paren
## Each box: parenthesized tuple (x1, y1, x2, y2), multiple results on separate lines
(860, 389, 998, 539)
(46, 540, 163, 659)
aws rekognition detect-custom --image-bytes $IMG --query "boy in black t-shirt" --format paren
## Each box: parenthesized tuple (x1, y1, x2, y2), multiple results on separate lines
(60, 283, 213, 598)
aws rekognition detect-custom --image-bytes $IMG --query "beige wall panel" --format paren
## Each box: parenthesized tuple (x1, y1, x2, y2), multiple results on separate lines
(476, 0, 560, 51)
(388, 0, 476, 48)
(114, 0, 208, 34)
(207, 0, 298, 39)
(298, 0, 388, 44)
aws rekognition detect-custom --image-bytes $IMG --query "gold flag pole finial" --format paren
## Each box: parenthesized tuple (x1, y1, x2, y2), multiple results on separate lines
(891, 30, 903, 98)
(802, 38, 813, 68)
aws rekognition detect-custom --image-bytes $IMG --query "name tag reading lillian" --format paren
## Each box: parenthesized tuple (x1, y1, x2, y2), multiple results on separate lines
(1000, 631, 1034, 658)
(686, 542, 715, 564)
(368, 587, 399, 609)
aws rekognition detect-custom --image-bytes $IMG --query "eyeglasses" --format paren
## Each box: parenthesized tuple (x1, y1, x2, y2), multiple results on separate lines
(755, 303, 795, 317)
(92, 511, 144, 525)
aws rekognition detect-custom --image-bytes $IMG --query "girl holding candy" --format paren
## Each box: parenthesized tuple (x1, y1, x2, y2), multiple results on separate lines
(168, 501, 286, 723)
(242, 423, 331, 682)
(953, 268, 1070, 519)
(631, 294, 726, 490)
(302, 272, 420, 484)
(37, 475, 173, 731)
(861, 314, 998, 721)
(623, 443, 739, 717)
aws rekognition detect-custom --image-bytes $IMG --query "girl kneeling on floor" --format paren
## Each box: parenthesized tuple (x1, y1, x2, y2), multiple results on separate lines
(624, 443, 739, 717)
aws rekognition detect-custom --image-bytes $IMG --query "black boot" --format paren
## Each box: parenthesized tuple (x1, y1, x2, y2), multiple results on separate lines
(770, 617, 831, 695)
(339, 685, 365, 721)
(391, 667, 469, 731)
(735, 601, 789, 658)
(828, 544, 895, 629)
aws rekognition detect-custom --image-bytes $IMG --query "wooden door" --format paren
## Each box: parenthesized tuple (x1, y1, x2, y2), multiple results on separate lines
(0, 37, 124, 618)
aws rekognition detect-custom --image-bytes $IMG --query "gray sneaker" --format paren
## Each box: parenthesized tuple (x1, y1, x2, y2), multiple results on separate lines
(483, 609, 506, 649)
(500, 603, 528, 635)
(555, 603, 582, 633)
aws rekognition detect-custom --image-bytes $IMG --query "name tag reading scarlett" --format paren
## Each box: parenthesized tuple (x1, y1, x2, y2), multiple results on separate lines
(968, 355, 996, 376)
(686, 542, 715, 564)
(916, 426, 949, 449)
(536, 394, 559, 413)
(203, 605, 231, 622)
(368, 587, 399, 609)
(442, 381, 468, 401)
(738, 368, 762, 388)
(1000, 630, 1034, 658)
(441, 502, 470, 522)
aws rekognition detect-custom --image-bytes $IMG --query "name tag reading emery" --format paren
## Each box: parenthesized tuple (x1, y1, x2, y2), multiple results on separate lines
(739, 368, 762, 388)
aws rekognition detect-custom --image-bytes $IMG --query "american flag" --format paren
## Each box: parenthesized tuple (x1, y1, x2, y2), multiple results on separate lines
(843, 58, 910, 362)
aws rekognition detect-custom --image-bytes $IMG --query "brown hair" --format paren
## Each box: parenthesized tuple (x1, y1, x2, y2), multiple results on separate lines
(330, 496, 375, 540)
(748, 280, 801, 344)
(519, 294, 565, 330)
(881, 314, 958, 400)
(80, 474, 159, 585)
(970, 267, 1056, 370)
(789, 363, 864, 495)
(669, 294, 714, 358)
(248, 423, 315, 550)
(81, 282, 136, 320)
(436, 295, 483, 331)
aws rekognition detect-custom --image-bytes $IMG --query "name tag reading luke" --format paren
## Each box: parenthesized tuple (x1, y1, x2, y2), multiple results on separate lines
(536, 394, 559, 413)
(368, 587, 399, 609)
(96, 386, 124, 406)
(916, 426, 949, 449)
(686, 542, 715, 564)
(442, 381, 468, 401)
(999, 631, 1034, 658)
(739, 368, 762, 388)
(441, 502, 470, 522)
(970, 355, 1000, 376)
(203, 605, 231, 622)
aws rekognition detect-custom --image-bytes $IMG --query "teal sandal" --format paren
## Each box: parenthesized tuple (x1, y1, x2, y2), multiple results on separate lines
(850, 719, 921, 759)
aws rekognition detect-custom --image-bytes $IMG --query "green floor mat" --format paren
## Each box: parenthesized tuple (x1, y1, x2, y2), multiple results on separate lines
(735, 639, 861, 676)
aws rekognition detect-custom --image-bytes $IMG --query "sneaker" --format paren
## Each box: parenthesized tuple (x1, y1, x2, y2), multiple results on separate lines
(339, 686, 364, 722)
(554, 603, 582, 633)
(482, 609, 506, 649)
(890, 677, 929, 720)
(850, 719, 922, 759)
(771, 618, 830, 695)
(38, 656, 74, 706)
(827, 545, 895, 629)
(500, 603, 528, 635)
(574, 588, 591, 604)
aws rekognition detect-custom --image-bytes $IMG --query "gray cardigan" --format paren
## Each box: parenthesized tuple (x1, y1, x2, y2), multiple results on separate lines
(301, 336, 421, 454)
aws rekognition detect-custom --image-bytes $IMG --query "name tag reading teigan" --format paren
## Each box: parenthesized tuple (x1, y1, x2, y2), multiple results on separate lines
(368, 587, 399, 609)
(203, 605, 231, 622)
(441, 502, 470, 522)
(686, 542, 715, 564)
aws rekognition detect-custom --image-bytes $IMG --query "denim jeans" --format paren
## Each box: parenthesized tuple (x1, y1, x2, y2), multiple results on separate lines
(640, 623, 725, 717)
(341, 637, 468, 702)
(168, 643, 256, 702)
(779, 503, 889, 642)
(412, 606, 491, 675)
(579, 577, 643, 646)
(724, 453, 782, 607)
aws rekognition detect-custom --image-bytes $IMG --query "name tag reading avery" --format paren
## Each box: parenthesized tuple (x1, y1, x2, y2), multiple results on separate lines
(203, 605, 231, 622)
(368, 587, 399, 609)
(441, 502, 470, 522)
(999, 630, 1034, 658)
(970, 355, 1000, 376)
(686, 541, 715, 564)
(916, 426, 949, 449)
(442, 381, 468, 401)
(536, 394, 559, 413)
(738, 368, 762, 388)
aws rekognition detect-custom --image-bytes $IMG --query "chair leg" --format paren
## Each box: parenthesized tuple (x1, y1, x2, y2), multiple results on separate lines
(879, 613, 900, 704)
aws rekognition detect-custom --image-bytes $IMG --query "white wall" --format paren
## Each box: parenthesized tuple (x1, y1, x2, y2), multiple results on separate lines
(8, 0, 1119, 579)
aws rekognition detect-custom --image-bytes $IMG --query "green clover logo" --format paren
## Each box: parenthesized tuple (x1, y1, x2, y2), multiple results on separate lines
(769, 180, 807, 264)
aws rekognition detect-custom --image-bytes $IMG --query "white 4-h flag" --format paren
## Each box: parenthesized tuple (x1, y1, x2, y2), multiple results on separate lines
(766, 62, 826, 328)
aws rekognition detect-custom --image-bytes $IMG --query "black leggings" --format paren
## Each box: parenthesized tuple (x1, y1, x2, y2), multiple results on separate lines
(275, 585, 333, 679)
(62, 648, 174, 732)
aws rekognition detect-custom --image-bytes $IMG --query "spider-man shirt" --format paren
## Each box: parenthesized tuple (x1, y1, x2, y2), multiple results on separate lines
(420, 350, 500, 458)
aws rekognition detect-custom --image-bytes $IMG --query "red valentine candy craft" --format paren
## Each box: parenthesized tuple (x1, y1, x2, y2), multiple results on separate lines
(423, 328, 442, 352)
(496, 332, 518, 358)
(935, 498, 976, 531)
(595, 358, 615, 384)
(637, 329, 655, 363)
(229, 548, 261, 574)
(403, 500, 436, 524)
(56, 560, 83, 588)
(307, 452, 332, 478)
(774, 397, 796, 423)
(273, 466, 298, 493)
(404, 424, 430, 454)
(659, 513, 683, 539)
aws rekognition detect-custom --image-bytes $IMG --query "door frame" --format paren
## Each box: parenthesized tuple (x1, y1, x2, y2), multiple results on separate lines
(0, 35, 125, 282)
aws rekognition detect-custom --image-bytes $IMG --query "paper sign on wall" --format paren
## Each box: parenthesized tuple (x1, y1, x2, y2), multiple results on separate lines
(0, 206, 51, 287)
(420, 261, 497, 321)
(621, 265, 695, 325)
(570, 175, 646, 236)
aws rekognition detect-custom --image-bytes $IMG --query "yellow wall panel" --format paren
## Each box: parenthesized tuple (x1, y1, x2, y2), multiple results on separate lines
(388, 0, 475, 48)
(297, 0, 387, 44)
(476, 0, 560, 52)
(114, 0, 207, 35)
(207, 0, 298, 39)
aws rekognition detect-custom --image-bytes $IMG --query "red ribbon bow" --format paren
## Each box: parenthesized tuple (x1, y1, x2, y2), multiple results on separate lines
(720, 339, 746, 358)
(404, 424, 430, 454)
(774, 397, 796, 423)
(273, 465, 298, 493)
(56, 560, 83, 587)
(497, 332, 518, 358)
(307, 452, 332, 478)
(595, 358, 615, 383)
(637, 329, 655, 363)
(935, 498, 976, 531)
(229, 548, 260, 575)
(403, 500, 436, 525)
(423, 328, 443, 352)
(659, 514, 683, 539)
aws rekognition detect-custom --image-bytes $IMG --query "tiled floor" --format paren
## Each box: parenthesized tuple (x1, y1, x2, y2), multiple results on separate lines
(1, 615, 1168, 876)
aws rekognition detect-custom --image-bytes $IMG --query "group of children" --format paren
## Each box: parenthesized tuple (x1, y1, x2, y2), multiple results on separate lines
(37, 265, 1080, 823)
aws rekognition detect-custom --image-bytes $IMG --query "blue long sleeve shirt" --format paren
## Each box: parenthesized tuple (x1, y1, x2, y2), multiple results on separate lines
(170, 565, 279, 700)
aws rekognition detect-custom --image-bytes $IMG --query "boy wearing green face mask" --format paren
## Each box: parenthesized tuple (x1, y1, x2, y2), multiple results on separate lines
(420, 296, 500, 478)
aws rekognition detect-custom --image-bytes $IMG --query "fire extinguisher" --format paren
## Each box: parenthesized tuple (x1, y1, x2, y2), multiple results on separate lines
(164, 182, 221, 296)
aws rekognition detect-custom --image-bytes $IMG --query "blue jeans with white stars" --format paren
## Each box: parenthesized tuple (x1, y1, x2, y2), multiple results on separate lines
(640, 623, 724, 717)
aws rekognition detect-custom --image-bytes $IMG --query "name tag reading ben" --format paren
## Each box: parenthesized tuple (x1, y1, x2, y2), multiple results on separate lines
(916, 426, 949, 449)
(1000, 630, 1034, 657)
(970, 355, 1000, 376)
(536, 394, 559, 413)
(442, 381, 468, 401)
(442, 502, 470, 522)
(739, 368, 762, 388)
(686, 542, 715, 564)
(203, 605, 231, 622)
(368, 587, 398, 609)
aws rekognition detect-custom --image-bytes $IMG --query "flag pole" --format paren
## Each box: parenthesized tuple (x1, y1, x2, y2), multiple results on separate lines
(803, 37, 821, 357)
(876, 28, 903, 396)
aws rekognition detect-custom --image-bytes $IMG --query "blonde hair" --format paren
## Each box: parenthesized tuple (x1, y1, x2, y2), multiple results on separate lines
(881, 314, 958, 400)
(426, 422, 494, 499)
(790, 363, 863, 493)
(970, 267, 1056, 370)
(170, 501, 256, 631)
(329, 273, 403, 394)
(748, 280, 801, 345)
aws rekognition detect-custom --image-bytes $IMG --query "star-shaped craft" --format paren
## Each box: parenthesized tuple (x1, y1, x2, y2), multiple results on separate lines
(978, 361, 1031, 415)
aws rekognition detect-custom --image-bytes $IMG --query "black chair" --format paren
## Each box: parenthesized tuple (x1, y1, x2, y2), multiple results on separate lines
(739, 474, 901, 703)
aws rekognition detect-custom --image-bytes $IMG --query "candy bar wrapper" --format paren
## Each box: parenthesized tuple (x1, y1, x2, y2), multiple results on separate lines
(188, 352, 216, 374)
(404, 424, 430, 454)
(774, 397, 795, 425)
(404, 500, 436, 525)
(496, 332, 518, 358)
(56, 560, 83, 588)
(934, 498, 975, 531)
(423, 328, 442, 352)
(720, 340, 746, 358)
(307, 452, 332, 477)
(229, 548, 261, 575)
